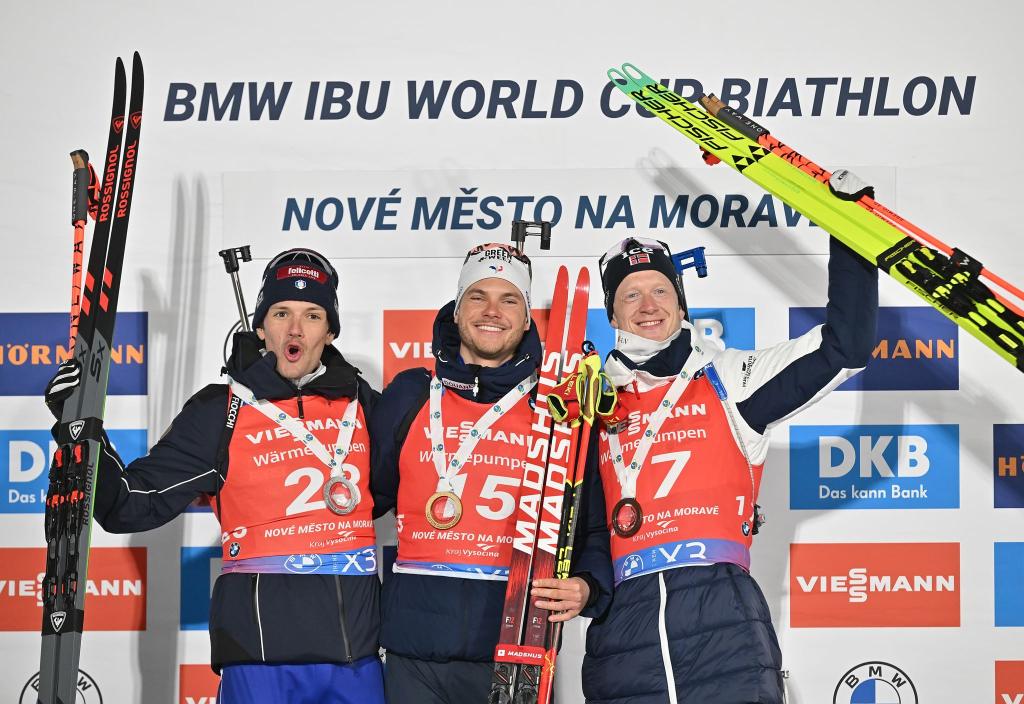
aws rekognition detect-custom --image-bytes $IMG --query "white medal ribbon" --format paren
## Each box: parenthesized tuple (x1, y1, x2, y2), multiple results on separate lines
(228, 377, 360, 476)
(607, 346, 711, 499)
(428, 374, 537, 505)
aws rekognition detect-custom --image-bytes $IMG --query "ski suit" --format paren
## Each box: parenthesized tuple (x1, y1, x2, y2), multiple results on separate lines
(371, 301, 610, 704)
(91, 333, 384, 703)
(582, 238, 879, 704)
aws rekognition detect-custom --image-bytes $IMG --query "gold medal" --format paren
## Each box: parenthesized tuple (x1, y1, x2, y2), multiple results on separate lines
(611, 497, 643, 538)
(425, 491, 463, 530)
(323, 475, 360, 515)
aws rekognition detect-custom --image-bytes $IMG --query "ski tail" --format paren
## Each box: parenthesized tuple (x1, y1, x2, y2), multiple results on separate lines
(608, 62, 1024, 372)
(39, 53, 143, 704)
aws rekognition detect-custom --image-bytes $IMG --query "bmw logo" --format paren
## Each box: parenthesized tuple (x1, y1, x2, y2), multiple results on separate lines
(285, 554, 324, 574)
(621, 553, 644, 580)
(229, 542, 240, 557)
(833, 662, 917, 704)
(294, 280, 307, 289)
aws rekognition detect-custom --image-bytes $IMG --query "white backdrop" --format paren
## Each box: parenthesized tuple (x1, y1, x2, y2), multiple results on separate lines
(2, 2, 1023, 702)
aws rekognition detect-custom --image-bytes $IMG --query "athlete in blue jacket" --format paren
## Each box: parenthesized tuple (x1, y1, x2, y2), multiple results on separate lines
(45, 249, 385, 704)
(580, 236, 878, 704)
(370, 243, 609, 703)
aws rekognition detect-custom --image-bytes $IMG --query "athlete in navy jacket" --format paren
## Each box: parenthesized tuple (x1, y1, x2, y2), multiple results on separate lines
(45, 249, 385, 704)
(370, 243, 609, 703)
(580, 236, 878, 704)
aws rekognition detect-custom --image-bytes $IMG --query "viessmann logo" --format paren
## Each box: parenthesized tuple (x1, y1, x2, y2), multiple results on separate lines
(0, 547, 146, 631)
(789, 542, 959, 627)
(789, 306, 958, 391)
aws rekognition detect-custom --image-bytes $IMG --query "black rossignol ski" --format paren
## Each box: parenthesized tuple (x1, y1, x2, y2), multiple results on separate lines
(38, 52, 143, 704)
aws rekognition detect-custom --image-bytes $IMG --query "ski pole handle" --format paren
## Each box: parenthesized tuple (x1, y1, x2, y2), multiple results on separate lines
(219, 246, 253, 333)
(70, 150, 91, 226)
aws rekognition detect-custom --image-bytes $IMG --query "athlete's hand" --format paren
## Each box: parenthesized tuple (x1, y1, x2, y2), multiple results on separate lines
(45, 360, 82, 420)
(531, 577, 590, 622)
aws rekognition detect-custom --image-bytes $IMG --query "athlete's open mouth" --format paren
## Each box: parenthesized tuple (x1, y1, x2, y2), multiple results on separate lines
(285, 343, 303, 362)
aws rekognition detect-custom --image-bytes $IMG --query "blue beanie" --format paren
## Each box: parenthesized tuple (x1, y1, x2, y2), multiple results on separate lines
(252, 248, 341, 336)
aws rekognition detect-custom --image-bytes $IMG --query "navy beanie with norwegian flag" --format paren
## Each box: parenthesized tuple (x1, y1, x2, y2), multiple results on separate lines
(600, 237, 686, 321)
(252, 248, 341, 336)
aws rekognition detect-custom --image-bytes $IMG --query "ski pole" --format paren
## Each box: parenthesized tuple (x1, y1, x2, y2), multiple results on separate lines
(68, 150, 94, 350)
(219, 246, 253, 332)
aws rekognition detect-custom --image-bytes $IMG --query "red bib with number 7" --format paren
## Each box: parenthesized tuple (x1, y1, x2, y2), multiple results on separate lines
(395, 389, 533, 580)
(215, 395, 375, 562)
(598, 374, 763, 584)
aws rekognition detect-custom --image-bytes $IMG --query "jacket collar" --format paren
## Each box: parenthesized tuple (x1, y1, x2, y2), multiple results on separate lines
(224, 331, 359, 401)
(605, 321, 696, 391)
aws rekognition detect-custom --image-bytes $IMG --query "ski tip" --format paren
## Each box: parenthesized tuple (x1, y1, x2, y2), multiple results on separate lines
(621, 63, 647, 84)
(607, 67, 629, 86)
(132, 51, 142, 69)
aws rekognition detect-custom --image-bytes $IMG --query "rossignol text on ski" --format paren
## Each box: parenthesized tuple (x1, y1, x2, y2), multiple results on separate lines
(38, 52, 143, 704)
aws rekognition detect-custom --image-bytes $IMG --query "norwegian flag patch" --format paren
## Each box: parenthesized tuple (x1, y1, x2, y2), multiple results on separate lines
(628, 253, 650, 266)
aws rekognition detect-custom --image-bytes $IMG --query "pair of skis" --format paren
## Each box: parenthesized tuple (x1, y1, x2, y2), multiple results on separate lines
(609, 63, 1024, 373)
(38, 53, 143, 704)
(490, 267, 593, 704)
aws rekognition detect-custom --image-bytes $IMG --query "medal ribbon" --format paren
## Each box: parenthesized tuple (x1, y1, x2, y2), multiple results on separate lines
(428, 374, 537, 495)
(607, 347, 711, 499)
(228, 378, 360, 476)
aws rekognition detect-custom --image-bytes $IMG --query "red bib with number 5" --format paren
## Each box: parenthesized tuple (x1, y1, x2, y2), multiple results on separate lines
(598, 375, 763, 583)
(395, 390, 533, 580)
(215, 395, 375, 562)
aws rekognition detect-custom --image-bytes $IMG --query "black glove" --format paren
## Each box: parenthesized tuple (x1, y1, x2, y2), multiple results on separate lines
(45, 360, 82, 420)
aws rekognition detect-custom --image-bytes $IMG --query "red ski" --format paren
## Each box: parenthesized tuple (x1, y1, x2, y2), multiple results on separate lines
(490, 267, 590, 704)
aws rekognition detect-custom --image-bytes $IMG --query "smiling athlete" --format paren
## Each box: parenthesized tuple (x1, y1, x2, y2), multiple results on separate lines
(580, 236, 878, 704)
(371, 242, 605, 704)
